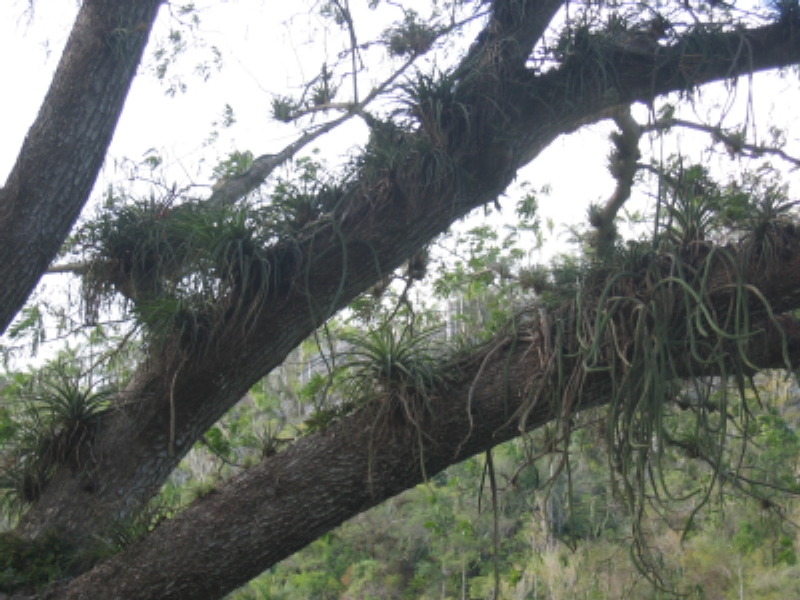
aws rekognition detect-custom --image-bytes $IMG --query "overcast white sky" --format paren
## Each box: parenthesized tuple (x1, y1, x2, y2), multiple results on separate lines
(2, 0, 800, 369)
(0, 1, 614, 233)
(1, 0, 798, 258)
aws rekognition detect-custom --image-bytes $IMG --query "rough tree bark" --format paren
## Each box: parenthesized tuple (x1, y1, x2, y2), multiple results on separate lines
(0, 0, 163, 334)
(38, 232, 800, 599)
(17, 3, 800, 547)
(3, 1, 800, 598)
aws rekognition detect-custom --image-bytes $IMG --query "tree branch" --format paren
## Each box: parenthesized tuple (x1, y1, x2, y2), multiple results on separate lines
(206, 50, 420, 207)
(0, 0, 163, 334)
(642, 117, 800, 169)
(17, 1, 800, 556)
(44, 262, 91, 276)
(43, 230, 800, 598)
(589, 105, 642, 256)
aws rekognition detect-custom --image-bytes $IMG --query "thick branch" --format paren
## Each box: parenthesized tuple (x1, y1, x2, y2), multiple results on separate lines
(514, 18, 800, 165)
(0, 0, 163, 334)
(18, 4, 800, 549)
(17, 0, 567, 541)
(45, 282, 800, 600)
(589, 105, 642, 256)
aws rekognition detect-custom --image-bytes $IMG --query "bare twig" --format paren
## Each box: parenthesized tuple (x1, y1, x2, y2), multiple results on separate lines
(643, 117, 800, 169)
(207, 51, 420, 208)
(331, 0, 360, 104)
(284, 102, 356, 120)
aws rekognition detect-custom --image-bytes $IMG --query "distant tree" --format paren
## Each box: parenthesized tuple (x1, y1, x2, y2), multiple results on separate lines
(2, 1, 800, 598)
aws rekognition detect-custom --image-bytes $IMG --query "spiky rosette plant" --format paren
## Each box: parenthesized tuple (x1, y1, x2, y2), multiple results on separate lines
(341, 323, 444, 423)
(0, 370, 110, 513)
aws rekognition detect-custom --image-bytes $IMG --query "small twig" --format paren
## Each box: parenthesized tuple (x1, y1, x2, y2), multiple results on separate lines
(79, 326, 139, 381)
(643, 117, 800, 169)
(285, 102, 356, 120)
(335, 0, 360, 104)
(207, 52, 419, 208)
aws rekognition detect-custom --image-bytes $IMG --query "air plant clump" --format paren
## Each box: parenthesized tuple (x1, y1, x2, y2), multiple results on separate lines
(75, 192, 221, 311)
(352, 66, 489, 221)
(401, 70, 472, 153)
(738, 178, 799, 270)
(0, 369, 110, 510)
(266, 159, 349, 235)
(662, 174, 720, 246)
(339, 323, 445, 433)
(75, 182, 316, 351)
(353, 100, 466, 220)
(384, 12, 438, 58)
(332, 322, 449, 482)
(551, 14, 623, 75)
(69, 154, 362, 369)
(513, 224, 792, 585)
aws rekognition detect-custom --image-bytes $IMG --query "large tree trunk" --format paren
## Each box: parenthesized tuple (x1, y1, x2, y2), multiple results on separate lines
(14, 0, 563, 541)
(16, 3, 800, 549)
(0, 0, 163, 334)
(37, 253, 800, 599)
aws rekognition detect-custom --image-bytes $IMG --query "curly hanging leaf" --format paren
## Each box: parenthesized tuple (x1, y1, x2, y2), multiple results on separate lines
(515, 222, 793, 586)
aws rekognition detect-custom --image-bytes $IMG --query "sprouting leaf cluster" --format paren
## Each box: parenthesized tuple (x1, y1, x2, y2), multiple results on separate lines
(383, 10, 439, 58)
(340, 324, 443, 408)
(70, 158, 350, 352)
(0, 366, 110, 512)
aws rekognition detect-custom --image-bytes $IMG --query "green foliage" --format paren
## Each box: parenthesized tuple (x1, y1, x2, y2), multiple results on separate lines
(340, 322, 444, 414)
(0, 365, 110, 514)
(212, 149, 254, 181)
(0, 530, 73, 593)
(4, 306, 45, 362)
(383, 10, 439, 58)
(203, 425, 231, 459)
(6, 1, 800, 597)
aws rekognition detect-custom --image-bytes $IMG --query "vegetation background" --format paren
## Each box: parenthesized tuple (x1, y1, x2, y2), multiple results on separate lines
(2, 0, 800, 598)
